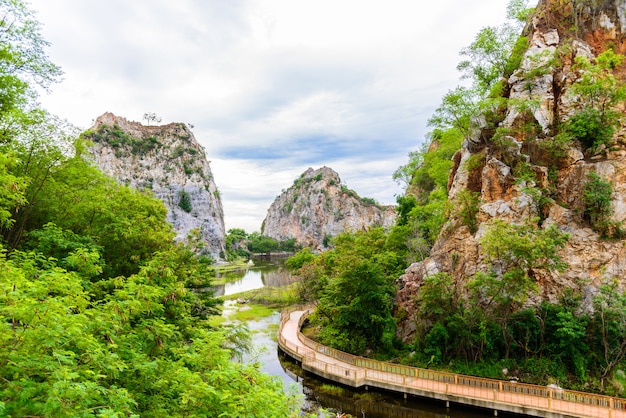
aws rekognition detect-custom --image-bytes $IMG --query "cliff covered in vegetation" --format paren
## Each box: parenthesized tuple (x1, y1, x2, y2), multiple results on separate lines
(396, 0, 626, 342)
(262, 166, 395, 249)
(84, 113, 226, 259)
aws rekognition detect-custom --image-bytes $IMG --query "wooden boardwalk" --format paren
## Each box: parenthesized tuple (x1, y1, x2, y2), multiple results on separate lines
(278, 306, 626, 418)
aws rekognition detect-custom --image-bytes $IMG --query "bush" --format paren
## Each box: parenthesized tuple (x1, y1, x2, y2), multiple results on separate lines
(285, 248, 315, 270)
(583, 172, 613, 230)
(178, 189, 192, 212)
(566, 108, 615, 149)
(454, 190, 481, 233)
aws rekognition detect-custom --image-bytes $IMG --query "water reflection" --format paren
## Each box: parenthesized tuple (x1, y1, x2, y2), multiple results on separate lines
(220, 259, 498, 418)
(277, 353, 495, 418)
(213, 258, 296, 297)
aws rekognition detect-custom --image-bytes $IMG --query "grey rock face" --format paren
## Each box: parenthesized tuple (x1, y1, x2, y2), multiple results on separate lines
(86, 112, 225, 259)
(262, 166, 396, 249)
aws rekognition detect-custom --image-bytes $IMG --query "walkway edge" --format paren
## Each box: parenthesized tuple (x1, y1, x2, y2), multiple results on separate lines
(278, 305, 626, 418)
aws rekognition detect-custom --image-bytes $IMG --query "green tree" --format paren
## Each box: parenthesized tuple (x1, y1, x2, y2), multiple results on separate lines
(565, 50, 626, 149)
(304, 229, 402, 355)
(2, 134, 175, 277)
(393, 128, 463, 263)
(582, 171, 616, 236)
(428, 87, 479, 137)
(247, 232, 279, 254)
(471, 220, 569, 357)
(225, 227, 249, 260)
(0, 0, 62, 142)
(317, 258, 396, 354)
(285, 247, 315, 270)
(590, 280, 626, 390)
(457, 0, 530, 95)
(0, 152, 27, 229)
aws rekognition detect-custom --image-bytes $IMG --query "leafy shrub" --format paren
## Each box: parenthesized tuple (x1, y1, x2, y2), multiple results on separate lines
(566, 108, 615, 149)
(178, 189, 192, 213)
(454, 190, 481, 233)
(285, 248, 315, 270)
(583, 172, 613, 230)
(565, 50, 626, 150)
(360, 196, 378, 205)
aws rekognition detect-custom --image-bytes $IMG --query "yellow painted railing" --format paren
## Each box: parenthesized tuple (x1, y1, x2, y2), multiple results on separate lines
(278, 307, 626, 418)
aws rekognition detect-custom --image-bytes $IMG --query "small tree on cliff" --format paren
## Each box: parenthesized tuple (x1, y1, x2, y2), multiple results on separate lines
(470, 220, 569, 358)
(143, 112, 162, 126)
(565, 50, 626, 149)
(590, 279, 626, 390)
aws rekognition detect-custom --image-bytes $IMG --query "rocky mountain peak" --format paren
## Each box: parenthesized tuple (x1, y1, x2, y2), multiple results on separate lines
(84, 112, 226, 259)
(262, 166, 396, 250)
(395, 0, 626, 342)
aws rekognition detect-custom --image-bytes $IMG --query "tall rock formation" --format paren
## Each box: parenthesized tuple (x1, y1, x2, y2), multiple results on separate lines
(396, 0, 626, 341)
(84, 112, 226, 259)
(262, 167, 396, 249)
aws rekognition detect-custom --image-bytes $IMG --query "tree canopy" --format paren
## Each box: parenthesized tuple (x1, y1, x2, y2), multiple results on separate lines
(0, 1, 302, 415)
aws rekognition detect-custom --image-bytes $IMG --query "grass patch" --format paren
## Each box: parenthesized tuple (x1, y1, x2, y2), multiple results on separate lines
(212, 260, 251, 272)
(318, 383, 347, 397)
(228, 303, 276, 322)
(224, 283, 300, 308)
(208, 315, 227, 327)
(266, 323, 280, 342)
(210, 260, 252, 285)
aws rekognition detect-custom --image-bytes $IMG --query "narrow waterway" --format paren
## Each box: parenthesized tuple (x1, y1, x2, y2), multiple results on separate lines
(217, 259, 507, 418)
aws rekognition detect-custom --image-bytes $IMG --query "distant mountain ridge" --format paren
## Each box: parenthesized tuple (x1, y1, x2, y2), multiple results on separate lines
(84, 112, 226, 259)
(262, 166, 396, 249)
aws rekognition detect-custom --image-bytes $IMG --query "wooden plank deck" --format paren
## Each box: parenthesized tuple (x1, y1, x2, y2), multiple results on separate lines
(277, 306, 626, 418)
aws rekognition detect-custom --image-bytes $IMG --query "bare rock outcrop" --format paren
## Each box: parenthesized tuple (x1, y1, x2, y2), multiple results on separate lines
(84, 112, 225, 259)
(396, 0, 626, 342)
(262, 167, 396, 249)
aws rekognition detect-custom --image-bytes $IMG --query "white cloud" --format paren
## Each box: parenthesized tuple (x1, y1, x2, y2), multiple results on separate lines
(30, 0, 517, 231)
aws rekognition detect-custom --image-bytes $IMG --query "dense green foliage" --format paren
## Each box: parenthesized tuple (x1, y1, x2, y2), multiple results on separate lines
(287, 0, 626, 397)
(178, 189, 193, 213)
(582, 171, 624, 238)
(82, 123, 163, 155)
(0, 0, 62, 143)
(223, 228, 299, 260)
(411, 272, 626, 394)
(0, 243, 302, 416)
(293, 228, 405, 355)
(564, 50, 626, 149)
(0, 1, 301, 416)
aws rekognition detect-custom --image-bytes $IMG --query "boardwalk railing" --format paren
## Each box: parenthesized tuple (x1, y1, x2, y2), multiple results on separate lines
(278, 307, 626, 418)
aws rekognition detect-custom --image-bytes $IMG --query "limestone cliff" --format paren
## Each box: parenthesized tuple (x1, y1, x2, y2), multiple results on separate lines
(262, 167, 396, 249)
(84, 112, 226, 259)
(396, 0, 626, 341)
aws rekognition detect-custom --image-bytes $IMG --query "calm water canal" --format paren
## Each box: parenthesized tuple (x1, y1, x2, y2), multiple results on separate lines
(217, 259, 510, 418)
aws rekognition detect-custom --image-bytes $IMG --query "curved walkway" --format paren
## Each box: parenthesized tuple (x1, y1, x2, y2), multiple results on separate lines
(278, 306, 626, 418)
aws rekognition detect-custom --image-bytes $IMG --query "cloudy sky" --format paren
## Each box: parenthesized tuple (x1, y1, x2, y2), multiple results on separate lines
(28, 0, 511, 232)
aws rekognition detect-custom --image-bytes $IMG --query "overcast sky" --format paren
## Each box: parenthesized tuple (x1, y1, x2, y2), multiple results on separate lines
(28, 0, 511, 232)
